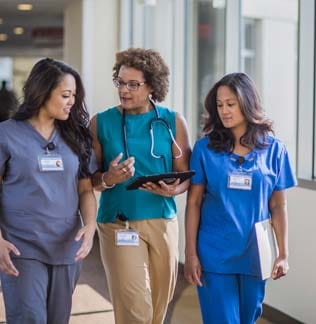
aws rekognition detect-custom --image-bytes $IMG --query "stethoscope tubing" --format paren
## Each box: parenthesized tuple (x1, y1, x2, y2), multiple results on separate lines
(122, 100, 182, 160)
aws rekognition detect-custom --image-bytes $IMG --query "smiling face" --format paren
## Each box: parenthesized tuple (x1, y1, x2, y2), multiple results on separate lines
(216, 85, 248, 135)
(40, 73, 76, 121)
(117, 65, 152, 114)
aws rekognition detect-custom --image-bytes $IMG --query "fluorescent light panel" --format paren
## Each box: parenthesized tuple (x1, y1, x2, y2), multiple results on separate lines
(14, 27, 24, 35)
(17, 3, 33, 11)
(0, 33, 8, 41)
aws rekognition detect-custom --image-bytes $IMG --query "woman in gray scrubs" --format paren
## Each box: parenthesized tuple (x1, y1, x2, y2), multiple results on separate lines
(0, 58, 97, 324)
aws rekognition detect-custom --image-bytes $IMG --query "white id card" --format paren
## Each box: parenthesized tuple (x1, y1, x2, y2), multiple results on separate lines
(228, 172, 252, 190)
(38, 154, 64, 172)
(115, 230, 139, 246)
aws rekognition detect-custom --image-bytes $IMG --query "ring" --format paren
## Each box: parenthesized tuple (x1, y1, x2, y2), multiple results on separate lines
(122, 167, 127, 173)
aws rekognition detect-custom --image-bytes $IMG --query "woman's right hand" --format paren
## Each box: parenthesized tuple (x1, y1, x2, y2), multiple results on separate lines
(106, 152, 135, 185)
(184, 254, 203, 286)
(0, 237, 20, 276)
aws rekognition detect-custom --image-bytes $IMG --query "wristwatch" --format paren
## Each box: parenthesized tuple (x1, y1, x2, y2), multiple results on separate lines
(101, 172, 115, 189)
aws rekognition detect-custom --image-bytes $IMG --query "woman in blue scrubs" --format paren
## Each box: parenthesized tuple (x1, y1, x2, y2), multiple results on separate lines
(0, 58, 97, 324)
(184, 72, 296, 324)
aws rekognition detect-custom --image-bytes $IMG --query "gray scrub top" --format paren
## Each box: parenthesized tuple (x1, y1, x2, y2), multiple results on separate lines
(0, 119, 84, 265)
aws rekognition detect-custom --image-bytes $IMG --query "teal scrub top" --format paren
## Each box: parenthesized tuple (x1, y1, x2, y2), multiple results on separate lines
(190, 135, 297, 276)
(96, 105, 177, 222)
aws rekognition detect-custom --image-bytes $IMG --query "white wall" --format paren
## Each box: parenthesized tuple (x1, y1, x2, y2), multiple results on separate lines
(63, 0, 83, 73)
(265, 187, 316, 323)
(243, 0, 298, 171)
(260, 19, 297, 164)
(64, 0, 119, 116)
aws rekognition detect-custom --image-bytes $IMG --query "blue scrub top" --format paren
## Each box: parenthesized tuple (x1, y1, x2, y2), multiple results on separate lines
(190, 135, 297, 276)
(0, 119, 94, 265)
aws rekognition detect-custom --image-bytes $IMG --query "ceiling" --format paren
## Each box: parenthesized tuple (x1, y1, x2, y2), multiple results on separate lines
(0, 0, 66, 52)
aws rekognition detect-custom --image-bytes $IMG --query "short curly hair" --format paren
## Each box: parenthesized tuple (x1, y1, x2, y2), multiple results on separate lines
(112, 48, 169, 102)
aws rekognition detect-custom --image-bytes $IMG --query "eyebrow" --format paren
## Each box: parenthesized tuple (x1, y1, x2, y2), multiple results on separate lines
(117, 77, 144, 82)
(216, 98, 237, 102)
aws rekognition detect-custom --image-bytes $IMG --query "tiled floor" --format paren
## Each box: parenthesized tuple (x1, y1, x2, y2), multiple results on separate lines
(0, 238, 273, 324)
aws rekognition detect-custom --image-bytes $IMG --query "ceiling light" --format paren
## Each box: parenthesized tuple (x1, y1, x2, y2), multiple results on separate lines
(14, 27, 24, 35)
(0, 34, 8, 41)
(17, 3, 33, 11)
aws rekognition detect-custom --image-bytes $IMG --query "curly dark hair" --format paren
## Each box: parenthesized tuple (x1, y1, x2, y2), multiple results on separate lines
(203, 72, 274, 152)
(112, 48, 169, 102)
(14, 58, 92, 178)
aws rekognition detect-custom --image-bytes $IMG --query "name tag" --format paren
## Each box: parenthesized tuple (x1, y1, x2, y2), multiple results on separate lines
(228, 172, 252, 190)
(38, 154, 64, 172)
(115, 230, 139, 246)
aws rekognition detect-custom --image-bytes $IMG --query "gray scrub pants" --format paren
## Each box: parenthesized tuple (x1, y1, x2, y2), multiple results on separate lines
(0, 258, 81, 324)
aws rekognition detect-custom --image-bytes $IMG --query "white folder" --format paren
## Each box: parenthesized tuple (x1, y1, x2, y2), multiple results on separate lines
(255, 219, 278, 280)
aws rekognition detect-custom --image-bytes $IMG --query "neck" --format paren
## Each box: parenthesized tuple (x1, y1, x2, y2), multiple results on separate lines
(28, 115, 55, 140)
(231, 125, 250, 155)
(121, 101, 153, 115)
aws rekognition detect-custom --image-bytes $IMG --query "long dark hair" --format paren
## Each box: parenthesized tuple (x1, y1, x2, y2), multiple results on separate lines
(203, 72, 273, 152)
(14, 58, 92, 178)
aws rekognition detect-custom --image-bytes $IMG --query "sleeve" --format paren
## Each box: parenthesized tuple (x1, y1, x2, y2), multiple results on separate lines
(274, 145, 297, 190)
(190, 140, 206, 185)
(0, 127, 10, 176)
(88, 150, 99, 174)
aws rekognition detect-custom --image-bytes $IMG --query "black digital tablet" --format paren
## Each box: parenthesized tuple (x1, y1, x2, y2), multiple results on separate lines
(126, 170, 195, 190)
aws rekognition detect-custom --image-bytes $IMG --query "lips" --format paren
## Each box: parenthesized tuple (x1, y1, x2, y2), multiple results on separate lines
(222, 117, 232, 122)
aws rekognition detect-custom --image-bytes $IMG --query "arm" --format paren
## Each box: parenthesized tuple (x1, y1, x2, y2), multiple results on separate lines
(184, 183, 205, 286)
(75, 177, 97, 261)
(0, 175, 20, 276)
(269, 189, 289, 279)
(172, 113, 192, 193)
(90, 115, 135, 191)
(142, 113, 192, 196)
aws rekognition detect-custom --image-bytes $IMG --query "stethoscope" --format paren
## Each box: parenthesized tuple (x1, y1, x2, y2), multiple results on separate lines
(122, 100, 183, 161)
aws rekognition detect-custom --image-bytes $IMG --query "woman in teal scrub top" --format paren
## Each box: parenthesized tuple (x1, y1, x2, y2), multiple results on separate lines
(90, 48, 191, 324)
(184, 72, 296, 324)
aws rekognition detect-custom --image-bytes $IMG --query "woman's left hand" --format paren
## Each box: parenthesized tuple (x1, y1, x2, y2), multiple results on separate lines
(271, 256, 289, 280)
(74, 224, 96, 261)
(140, 178, 181, 197)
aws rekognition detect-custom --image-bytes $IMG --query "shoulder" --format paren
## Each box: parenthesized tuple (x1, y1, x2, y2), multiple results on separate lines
(192, 136, 210, 154)
(262, 135, 287, 153)
(194, 136, 209, 148)
(156, 105, 176, 118)
(96, 106, 119, 119)
(0, 120, 20, 147)
(0, 119, 18, 133)
(94, 107, 120, 128)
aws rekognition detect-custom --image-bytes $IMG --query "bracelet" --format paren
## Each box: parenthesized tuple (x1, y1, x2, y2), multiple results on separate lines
(101, 172, 115, 189)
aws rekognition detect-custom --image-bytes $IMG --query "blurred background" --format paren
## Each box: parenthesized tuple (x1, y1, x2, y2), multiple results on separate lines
(0, 0, 315, 323)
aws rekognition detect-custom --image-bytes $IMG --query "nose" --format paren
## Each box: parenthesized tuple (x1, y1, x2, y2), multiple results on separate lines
(119, 84, 129, 93)
(221, 104, 230, 114)
(68, 95, 75, 106)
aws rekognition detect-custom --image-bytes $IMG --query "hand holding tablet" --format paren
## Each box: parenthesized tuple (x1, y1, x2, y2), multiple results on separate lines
(126, 170, 195, 190)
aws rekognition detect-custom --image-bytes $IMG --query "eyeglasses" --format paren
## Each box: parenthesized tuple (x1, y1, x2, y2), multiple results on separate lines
(113, 79, 146, 91)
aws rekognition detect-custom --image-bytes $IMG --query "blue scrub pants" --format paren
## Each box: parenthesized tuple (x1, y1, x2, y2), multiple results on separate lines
(197, 272, 265, 324)
(0, 258, 81, 324)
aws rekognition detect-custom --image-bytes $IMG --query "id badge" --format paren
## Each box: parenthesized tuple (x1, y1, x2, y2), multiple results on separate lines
(115, 230, 139, 246)
(38, 154, 64, 172)
(228, 172, 252, 190)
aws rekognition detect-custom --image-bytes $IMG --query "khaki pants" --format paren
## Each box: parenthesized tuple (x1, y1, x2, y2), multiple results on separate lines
(97, 217, 179, 324)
